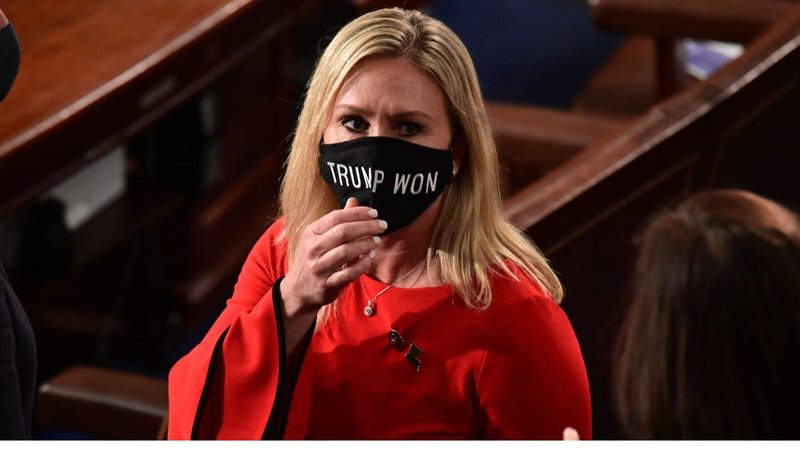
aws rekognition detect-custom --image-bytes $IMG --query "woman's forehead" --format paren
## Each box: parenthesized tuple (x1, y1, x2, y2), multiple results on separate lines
(333, 57, 448, 117)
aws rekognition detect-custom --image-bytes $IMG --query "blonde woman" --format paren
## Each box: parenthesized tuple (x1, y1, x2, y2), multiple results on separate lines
(168, 8, 591, 439)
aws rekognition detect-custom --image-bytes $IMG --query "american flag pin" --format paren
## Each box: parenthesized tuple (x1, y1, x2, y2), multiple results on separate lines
(404, 343, 423, 372)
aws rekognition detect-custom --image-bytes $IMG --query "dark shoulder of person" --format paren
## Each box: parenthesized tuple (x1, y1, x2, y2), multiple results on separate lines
(0, 260, 37, 439)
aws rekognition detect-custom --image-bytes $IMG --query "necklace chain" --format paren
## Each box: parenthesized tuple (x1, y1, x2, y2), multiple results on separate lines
(360, 259, 426, 317)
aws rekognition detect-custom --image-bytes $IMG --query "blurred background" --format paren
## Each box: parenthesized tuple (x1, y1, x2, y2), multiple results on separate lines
(0, 0, 797, 439)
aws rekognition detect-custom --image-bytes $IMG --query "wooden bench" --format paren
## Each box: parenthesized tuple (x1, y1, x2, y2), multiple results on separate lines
(0, 0, 327, 398)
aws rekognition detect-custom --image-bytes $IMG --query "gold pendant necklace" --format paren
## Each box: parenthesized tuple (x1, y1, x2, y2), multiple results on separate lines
(360, 259, 426, 317)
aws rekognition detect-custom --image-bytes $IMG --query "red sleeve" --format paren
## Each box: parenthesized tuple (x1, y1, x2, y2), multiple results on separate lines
(475, 284, 592, 439)
(167, 218, 289, 439)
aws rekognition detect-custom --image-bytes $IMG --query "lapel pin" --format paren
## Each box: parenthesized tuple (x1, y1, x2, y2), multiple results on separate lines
(388, 329, 405, 349)
(404, 343, 423, 372)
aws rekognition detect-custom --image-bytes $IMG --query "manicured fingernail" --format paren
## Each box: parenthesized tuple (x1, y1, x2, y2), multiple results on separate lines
(373, 236, 381, 245)
(378, 220, 388, 230)
(368, 209, 378, 218)
(368, 250, 376, 258)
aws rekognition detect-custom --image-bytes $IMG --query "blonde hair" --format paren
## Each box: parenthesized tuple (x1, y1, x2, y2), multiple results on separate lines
(280, 8, 563, 309)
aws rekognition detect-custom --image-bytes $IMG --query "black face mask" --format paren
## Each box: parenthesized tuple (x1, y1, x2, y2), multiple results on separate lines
(319, 136, 454, 234)
(0, 23, 21, 102)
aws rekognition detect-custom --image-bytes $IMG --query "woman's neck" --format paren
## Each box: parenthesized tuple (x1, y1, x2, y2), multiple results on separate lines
(369, 197, 443, 287)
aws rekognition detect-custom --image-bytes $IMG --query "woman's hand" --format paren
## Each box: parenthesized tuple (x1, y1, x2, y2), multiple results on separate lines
(563, 427, 580, 440)
(280, 197, 386, 318)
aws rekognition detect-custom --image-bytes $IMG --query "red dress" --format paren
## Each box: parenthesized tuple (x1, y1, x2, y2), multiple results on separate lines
(168, 218, 592, 439)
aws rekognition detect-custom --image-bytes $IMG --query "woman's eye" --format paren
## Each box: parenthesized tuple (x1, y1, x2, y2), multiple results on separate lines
(341, 116, 368, 132)
(397, 122, 422, 136)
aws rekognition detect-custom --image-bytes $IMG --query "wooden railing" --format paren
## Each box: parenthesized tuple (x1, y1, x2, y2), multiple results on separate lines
(494, 2, 800, 437)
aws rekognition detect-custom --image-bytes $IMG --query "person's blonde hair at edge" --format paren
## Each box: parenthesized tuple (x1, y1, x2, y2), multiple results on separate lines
(280, 7, 563, 318)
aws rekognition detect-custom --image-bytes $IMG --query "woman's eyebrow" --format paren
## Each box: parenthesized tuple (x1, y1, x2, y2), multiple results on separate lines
(336, 104, 433, 121)
(336, 104, 373, 116)
(393, 110, 434, 121)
